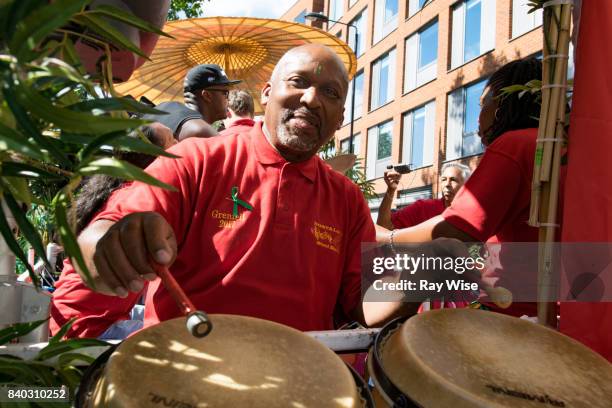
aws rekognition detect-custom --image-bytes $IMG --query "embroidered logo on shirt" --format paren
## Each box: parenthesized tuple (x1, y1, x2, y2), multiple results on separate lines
(211, 209, 247, 229)
(211, 187, 253, 229)
(311, 221, 342, 253)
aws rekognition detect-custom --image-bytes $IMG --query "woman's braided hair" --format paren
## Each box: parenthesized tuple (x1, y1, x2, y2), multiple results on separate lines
(484, 57, 542, 144)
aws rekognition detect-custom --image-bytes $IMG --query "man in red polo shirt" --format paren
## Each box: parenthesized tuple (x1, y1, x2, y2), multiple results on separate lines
(65, 44, 405, 336)
(377, 163, 471, 230)
(219, 89, 256, 135)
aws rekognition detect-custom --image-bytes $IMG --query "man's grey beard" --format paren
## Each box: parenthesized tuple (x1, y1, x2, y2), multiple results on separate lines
(275, 109, 319, 152)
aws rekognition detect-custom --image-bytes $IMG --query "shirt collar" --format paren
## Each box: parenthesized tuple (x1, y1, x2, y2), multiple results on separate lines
(251, 122, 317, 182)
(229, 118, 256, 128)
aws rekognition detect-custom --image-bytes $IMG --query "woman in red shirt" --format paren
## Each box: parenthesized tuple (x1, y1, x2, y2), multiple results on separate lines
(379, 57, 545, 317)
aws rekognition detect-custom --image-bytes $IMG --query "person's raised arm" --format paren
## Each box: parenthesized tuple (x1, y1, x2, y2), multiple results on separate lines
(76, 212, 177, 297)
(376, 169, 401, 230)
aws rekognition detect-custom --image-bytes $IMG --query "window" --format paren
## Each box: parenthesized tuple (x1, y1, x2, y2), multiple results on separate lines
(402, 100, 435, 169)
(343, 70, 364, 125)
(329, 0, 343, 22)
(349, 0, 359, 7)
(407, 0, 430, 17)
(512, 0, 543, 38)
(450, 0, 496, 69)
(294, 10, 306, 24)
(373, 0, 398, 43)
(335, 30, 342, 38)
(366, 120, 393, 179)
(446, 79, 486, 159)
(370, 49, 396, 110)
(341, 133, 361, 155)
(396, 186, 432, 209)
(368, 193, 385, 222)
(404, 20, 438, 92)
(348, 8, 367, 57)
(318, 142, 336, 159)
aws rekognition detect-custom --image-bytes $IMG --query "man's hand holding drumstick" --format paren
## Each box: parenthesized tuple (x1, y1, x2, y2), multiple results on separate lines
(77, 212, 177, 297)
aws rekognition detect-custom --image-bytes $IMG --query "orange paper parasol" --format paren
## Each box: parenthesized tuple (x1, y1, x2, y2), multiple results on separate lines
(115, 17, 357, 113)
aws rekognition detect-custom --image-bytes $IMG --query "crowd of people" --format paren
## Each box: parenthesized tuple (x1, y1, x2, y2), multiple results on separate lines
(48, 45, 572, 348)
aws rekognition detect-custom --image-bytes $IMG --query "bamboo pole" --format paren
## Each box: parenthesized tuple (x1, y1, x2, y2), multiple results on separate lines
(534, 2, 573, 327)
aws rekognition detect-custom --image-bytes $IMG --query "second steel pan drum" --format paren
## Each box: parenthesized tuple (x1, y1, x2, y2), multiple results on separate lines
(368, 308, 612, 407)
(79, 314, 372, 407)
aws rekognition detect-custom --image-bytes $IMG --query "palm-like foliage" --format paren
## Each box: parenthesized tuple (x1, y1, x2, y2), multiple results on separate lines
(0, 0, 177, 286)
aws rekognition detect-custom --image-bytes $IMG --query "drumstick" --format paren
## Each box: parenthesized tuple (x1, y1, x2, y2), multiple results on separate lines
(150, 261, 213, 338)
(462, 269, 513, 309)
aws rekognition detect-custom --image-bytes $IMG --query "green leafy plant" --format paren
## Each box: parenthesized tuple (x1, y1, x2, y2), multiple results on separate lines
(0, 0, 178, 286)
(168, 0, 210, 20)
(0, 319, 109, 407)
(318, 139, 376, 200)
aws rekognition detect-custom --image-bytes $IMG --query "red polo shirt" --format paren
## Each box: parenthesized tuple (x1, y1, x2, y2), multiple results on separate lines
(391, 198, 445, 229)
(52, 122, 374, 336)
(219, 118, 256, 136)
(442, 128, 540, 317)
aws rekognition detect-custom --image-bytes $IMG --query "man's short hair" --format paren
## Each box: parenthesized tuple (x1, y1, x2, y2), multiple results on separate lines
(441, 162, 471, 181)
(228, 90, 254, 118)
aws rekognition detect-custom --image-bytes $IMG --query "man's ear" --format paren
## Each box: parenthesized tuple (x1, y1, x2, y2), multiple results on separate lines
(200, 89, 211, 103)
(261, 82, 272, 106)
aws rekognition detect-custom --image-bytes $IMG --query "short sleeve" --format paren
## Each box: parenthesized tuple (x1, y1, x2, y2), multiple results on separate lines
(442, 149, 523, 241)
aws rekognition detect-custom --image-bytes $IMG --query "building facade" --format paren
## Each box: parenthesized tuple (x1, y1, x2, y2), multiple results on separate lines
(281, 0, 557, 219)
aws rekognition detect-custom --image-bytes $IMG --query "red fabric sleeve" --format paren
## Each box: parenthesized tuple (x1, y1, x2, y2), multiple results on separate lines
(442, 148, 523, 242)
(391, 200, 426, 229)
(50, 259, 142, 338)
(94, 139, 203, 244)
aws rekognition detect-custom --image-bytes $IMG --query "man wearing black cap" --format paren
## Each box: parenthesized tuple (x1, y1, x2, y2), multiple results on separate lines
(145, 64, 241, 141)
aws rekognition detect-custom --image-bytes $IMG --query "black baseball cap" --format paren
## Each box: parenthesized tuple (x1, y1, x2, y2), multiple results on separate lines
(184, 64, 241, 92)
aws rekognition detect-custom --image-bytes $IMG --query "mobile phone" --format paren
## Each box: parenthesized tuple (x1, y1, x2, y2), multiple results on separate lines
(394, 164, 411, 174)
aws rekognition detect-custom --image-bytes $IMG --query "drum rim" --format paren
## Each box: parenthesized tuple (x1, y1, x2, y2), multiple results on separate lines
(75, 343, 118, 408)
(345, 362, 375, 408)
(371, 315, 421, 408)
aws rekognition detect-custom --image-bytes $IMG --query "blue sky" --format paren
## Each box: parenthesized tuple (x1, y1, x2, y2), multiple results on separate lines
(199, 0, 298, 19)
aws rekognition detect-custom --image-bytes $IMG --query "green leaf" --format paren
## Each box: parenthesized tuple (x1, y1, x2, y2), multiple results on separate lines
(54, 198, 94, 288)
(110, 135, 179, 159)
(89, 5, 172, 38)
(68, 97, 165, 115)
(34, 58, 90, 87)
(37, 338, 109, 362)
(55, 365, 82, 394)
(0, 357, 58, 386)
(1, 0, 47, 45)
(9, 0, 90, 62)
(60, 37, 88, 78)
(1, 162, 65, 181)
(2, 86, 70, 165)
(0, 319, 48, 346)
(79, 132, 178, 162)
(47, 318, 76, 345)
(3, 192, 50, 272)
(14, 84, 147, 135)
(2, 177, 32, 206)
(78, 157, 177, 191)
(57, 352, 95, 368)
(71, 14, 147, 58)
(0, 199, 36, 284)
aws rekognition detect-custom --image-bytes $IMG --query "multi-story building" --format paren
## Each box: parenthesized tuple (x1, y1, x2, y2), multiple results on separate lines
(281, 0, 570, 219)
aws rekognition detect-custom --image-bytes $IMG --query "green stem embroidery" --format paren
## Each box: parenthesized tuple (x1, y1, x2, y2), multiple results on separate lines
(231, 186, 253, 217)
